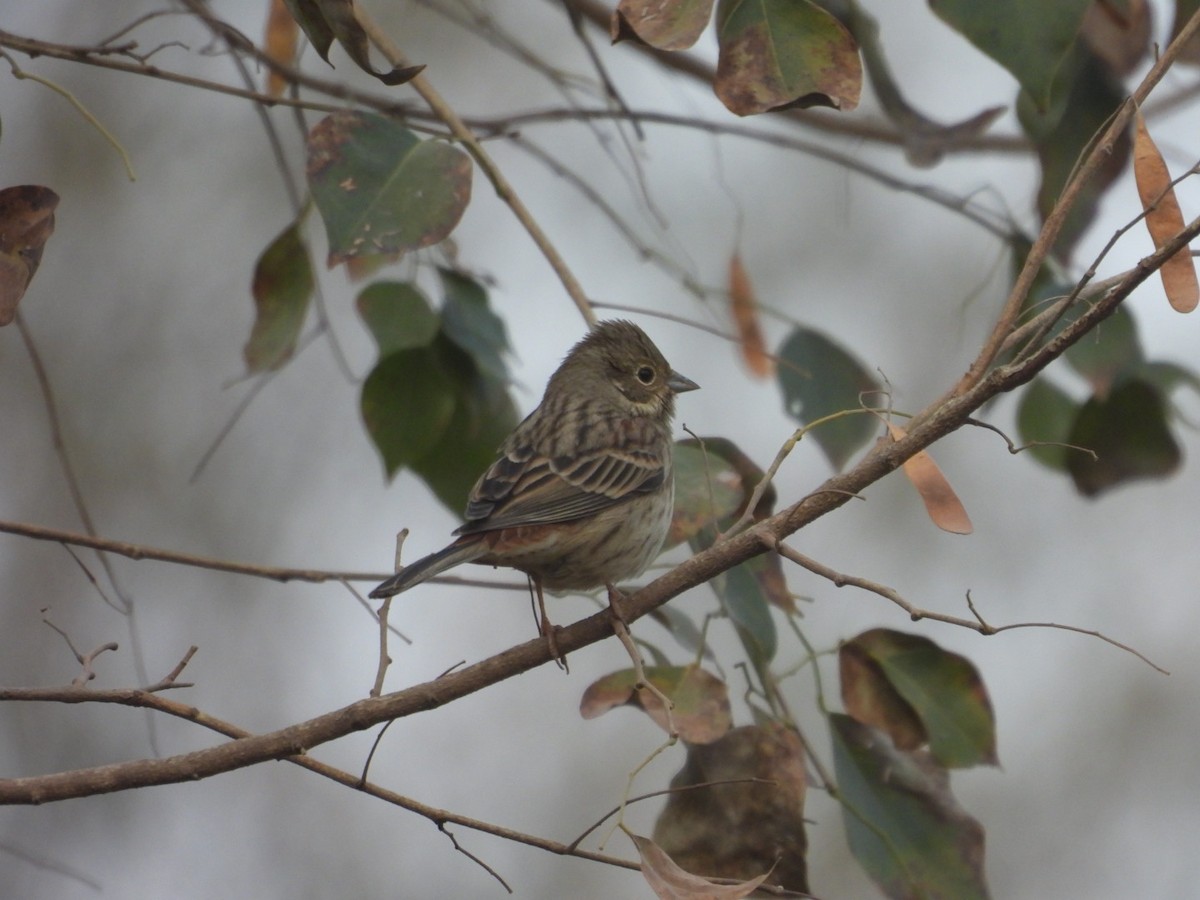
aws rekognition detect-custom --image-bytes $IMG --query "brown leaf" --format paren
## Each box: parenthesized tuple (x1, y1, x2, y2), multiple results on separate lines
(1133, 107, 1199, 313)
(886, 423, 973, 534)
(264, 0, 299, 97)
(611, 0, 715, 51)
(653, 724, 807, 894)
(1081, 0, 1151, 76)
(0, 185, 59, 326)
(579, 665, 731, 744)
(728, 254, 773, 379)
(839, 640, 926, 751)
(631, 833, 770, 900)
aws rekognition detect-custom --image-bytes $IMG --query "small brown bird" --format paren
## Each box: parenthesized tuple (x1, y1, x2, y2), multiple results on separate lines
(369, 320, 698, 627)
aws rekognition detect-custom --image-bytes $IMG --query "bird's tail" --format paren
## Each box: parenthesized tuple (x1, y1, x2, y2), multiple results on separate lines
(368, 536, 486, 599)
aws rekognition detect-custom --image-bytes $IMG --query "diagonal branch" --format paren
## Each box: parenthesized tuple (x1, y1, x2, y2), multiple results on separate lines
(2, 219, 1195, 805)
(952, 6, 1200, 397)
(0, 683, 638, 871)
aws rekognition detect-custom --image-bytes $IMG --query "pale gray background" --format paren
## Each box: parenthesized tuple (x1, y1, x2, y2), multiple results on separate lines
(1, 2, 1197, 898)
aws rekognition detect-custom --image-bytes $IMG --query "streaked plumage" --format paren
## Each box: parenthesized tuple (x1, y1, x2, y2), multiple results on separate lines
(369, 319, 698, 599)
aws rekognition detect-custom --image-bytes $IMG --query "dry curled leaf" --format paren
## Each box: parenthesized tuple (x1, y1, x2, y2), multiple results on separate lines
(728, 254, 773, 379)
(0, 185, 59, 326)
(630, 832, 770, 900)
(1133, 106, 1199, 313)
(886, 423, 973, 534)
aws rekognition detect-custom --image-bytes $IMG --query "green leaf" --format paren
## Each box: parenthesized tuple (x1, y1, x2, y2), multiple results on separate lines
(715, 560, 778, 666)
(1062, 303, 1143, 394)
(408, 338, 519, 514)
(1016, 376, 1081, 470)
(356, 281, 440, 357)
(282, 0, 334, 62)
(777, 326, 880, 471)
(281, 0, 424, 85)
(1018, 49, 1129, 258)
(840, 629, 997, 769)
(714, 0, 861, 115)
(679, 438, 790, 666)
(830, 714, 990, 900)
(930, 0, 1090, 111)
(1066, 378, 1182, 496)
(667, 442, 746, 548)
(245, 222, 313, 373)
(361, 346, 457, 477)
(307, 112, 472, 268)
(1136, 360, 1200, 401)
(438, 269, 511, 381)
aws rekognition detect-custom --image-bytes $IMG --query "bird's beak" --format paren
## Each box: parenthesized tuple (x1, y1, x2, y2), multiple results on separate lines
(667, 370, 700, 394)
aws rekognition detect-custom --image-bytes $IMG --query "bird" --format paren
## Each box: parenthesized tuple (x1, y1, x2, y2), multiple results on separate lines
(369, 319, 698, 650)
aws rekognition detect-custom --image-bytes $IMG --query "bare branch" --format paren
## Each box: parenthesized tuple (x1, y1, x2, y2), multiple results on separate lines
(0, 684, 640, 871)
(768, 538, 1167, 674)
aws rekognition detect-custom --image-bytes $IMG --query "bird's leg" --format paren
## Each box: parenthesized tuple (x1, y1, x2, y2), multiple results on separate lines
(530, 575, 567, 672)
(606, 584, 676, 737)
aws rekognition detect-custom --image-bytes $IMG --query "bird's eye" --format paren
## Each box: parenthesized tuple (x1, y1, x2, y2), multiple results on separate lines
(636, 366, 655, 385)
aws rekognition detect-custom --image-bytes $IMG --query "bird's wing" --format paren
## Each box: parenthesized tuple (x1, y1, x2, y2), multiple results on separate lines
(454, 440, 665, 534)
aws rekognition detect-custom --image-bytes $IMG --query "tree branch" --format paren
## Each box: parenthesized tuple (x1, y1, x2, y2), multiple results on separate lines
(3, 219, 1194, 804)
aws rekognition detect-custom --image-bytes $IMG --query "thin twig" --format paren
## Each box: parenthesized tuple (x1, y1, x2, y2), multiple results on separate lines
(768, 535, 1168, 674)
(41, 617, 118, 687)
(0, 682, 642, 872)
(0, 49, 136, 179)
(0, 515, 533, 590)
(608, 594, 677, 738)
(353, 6, 597, 327)
(371, 531, 406, 697)
(16, 313, 159, 745)
(950, 7, 1200, 397)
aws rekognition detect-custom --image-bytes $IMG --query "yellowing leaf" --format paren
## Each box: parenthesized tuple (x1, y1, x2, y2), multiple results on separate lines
(1133, 107, 1199, 313)
(728, 254, 772, 379)
(886, 423, 973, 535)
(263, 0, 299, 97)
